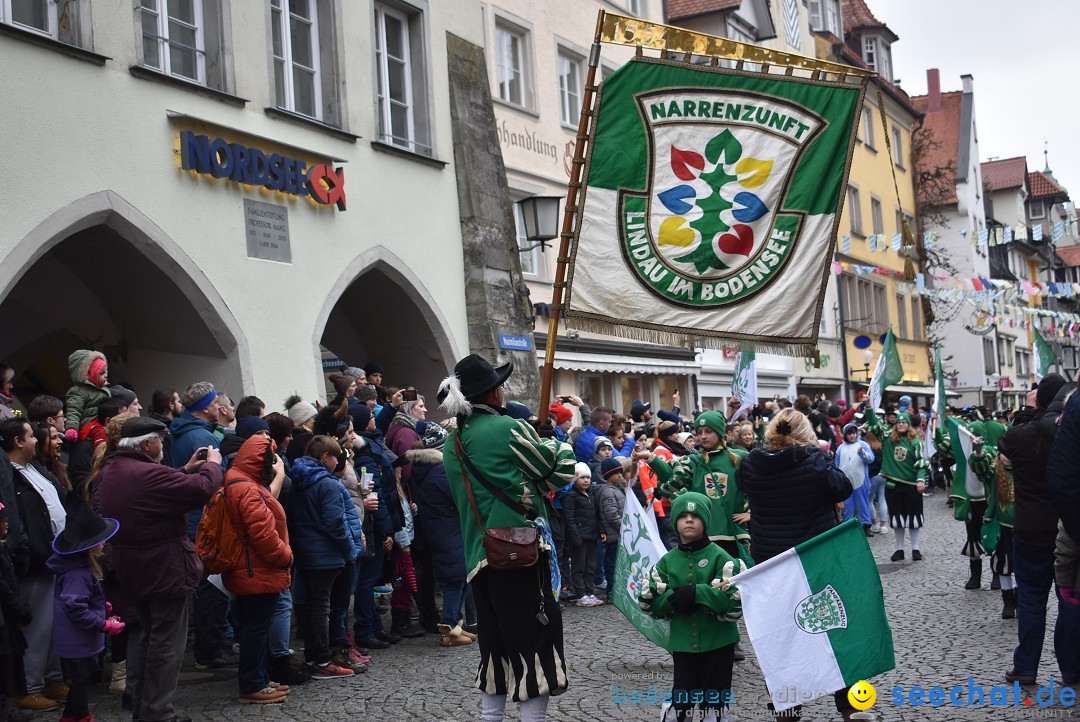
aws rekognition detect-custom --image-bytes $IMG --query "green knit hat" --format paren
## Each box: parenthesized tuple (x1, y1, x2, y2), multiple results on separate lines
(895, 412, 912, 424)
(695, 410, 727, 437)
(670, 491, 712, 529)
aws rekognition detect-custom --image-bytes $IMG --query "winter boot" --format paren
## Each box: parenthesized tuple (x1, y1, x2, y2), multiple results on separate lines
(108, 659, 126, 695)
(269, 655, 311, 685)
(390, 609, 425, 639)
(965, 559, 982, 590)
(990, 572, 1001, 590)
(437, 624, 474, 647)
(1002, 589, 1017, 619)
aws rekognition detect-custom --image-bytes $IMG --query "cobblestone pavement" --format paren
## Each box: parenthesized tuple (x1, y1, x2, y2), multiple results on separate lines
(85, 495, 1075, 721)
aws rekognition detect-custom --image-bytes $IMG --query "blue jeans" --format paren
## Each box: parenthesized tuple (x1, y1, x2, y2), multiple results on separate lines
(594, 539, 607, 586)
(841, 482, 873, 526)
(440, 580, 467, 626)
(353, 546, 386, 640)
(330, 560, 358, 647)
(268, 587, 293, 658)
(1012, 539, 1080, 678)
(603, 540, 618, 593)
(869, 475, 888, 522)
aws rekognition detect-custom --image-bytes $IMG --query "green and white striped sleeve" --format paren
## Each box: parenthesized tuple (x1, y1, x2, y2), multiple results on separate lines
(508, 419, 577, 493)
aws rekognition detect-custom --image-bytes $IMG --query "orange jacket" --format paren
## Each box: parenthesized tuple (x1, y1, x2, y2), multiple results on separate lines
(222, 437, 292, 595)
(637, 444, 674, 517)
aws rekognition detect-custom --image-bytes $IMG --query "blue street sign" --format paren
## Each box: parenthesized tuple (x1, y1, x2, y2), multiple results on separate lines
(498, 334, 533, 351)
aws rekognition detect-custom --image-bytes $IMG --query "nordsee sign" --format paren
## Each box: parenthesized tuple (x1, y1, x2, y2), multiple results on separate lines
(498, 334, 533, 351)
(179, 131, 346, 210)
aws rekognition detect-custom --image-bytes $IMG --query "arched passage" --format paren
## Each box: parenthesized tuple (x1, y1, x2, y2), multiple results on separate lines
(0, 191, 250, 406)
(316, 247, 459, 401)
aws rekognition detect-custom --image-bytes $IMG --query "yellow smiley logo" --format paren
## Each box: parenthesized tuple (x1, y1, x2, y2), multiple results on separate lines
(847, 680, 876, 710)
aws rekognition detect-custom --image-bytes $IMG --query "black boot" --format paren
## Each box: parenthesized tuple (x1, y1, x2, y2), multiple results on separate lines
(990, 572, 1001, 590)
(390, 609, 426, 639)
(1002, 589, 1017, 619)
(965, 559, 982, 590)
(270, 654, 311, 685)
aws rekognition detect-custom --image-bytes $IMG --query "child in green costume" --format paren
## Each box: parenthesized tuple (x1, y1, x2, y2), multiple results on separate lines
(865, 408, 929, 561)
(636, 411, 748, 560)
(638, 492, 744, 722)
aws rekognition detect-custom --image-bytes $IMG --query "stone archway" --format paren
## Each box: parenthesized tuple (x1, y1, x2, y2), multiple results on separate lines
(315, 247, 460, 402)
(0, 191, 250, 404)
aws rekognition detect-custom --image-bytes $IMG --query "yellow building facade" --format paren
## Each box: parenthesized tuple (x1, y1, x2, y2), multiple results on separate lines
(813, 12, 931, 394)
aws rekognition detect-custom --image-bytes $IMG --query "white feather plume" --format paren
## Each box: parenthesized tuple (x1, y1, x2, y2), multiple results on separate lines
(438, 374, 472, 417)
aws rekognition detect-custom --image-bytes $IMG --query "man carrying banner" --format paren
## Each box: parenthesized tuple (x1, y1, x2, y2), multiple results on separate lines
(864, 407, 929, 561)
(634, 407, 749, 561)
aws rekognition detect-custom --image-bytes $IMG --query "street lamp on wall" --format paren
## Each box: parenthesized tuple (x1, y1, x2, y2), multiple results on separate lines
(849, 349, 874, 379)
(516, 196, 561, 252)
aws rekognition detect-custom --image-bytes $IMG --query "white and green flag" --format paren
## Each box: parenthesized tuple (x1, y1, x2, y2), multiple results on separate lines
(564, 58, 865, 353)
(613, 486, 670, 649)
(868, 328, 903, 413)
(925, 344, 946, 460)
(1034, 328, 1057, 378)
(729, 348, 757, 422)
(730, 520, 895, 711)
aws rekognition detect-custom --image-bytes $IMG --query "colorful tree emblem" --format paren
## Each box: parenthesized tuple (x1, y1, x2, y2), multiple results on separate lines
(656, 130, 774, 273)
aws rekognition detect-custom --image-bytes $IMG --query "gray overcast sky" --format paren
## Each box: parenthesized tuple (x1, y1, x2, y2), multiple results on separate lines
(870, 0, 1078, 198)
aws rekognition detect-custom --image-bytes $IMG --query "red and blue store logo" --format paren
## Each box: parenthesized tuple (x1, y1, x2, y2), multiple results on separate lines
(179, 131, 346, 211)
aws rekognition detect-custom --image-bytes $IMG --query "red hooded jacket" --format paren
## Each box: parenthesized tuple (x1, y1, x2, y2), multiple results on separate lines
(222, 437, 292, 595)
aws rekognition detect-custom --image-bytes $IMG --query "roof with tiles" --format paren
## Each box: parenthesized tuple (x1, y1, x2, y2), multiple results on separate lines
(1055, 245, 1080, 268)
(981, 157, 1028, 192)
(841, 0, 898, 41)
(666, 0, 741, 21)
(910, 90, 963, 205)
(1029, 170, 1066, 199)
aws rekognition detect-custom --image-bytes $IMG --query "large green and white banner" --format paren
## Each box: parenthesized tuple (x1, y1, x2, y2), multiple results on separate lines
(566, 58, 864, 353)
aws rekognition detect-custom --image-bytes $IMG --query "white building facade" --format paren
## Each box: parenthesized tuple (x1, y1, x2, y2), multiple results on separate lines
(0, 0, 485, 408)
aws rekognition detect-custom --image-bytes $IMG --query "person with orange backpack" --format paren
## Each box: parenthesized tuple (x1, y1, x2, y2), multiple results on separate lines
(215, 435, 293, 705)
(94, 416, 222, 722)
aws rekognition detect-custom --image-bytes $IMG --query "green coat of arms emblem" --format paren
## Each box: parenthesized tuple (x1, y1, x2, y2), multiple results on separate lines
(794, 584, 847, 634)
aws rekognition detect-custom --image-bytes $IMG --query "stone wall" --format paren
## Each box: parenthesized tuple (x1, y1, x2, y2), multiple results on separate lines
(446, 32, 542, 412)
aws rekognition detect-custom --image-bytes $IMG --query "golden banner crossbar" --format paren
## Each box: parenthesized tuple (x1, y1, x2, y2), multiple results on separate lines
(600, 11, 872, 79)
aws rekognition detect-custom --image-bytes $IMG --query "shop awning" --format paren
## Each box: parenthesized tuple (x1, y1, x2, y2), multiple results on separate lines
(550, 350, 698, 376)
(853, 381, 961, 398)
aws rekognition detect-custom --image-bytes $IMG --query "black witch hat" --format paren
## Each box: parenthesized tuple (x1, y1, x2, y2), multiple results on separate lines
(51, 491, 119, 555)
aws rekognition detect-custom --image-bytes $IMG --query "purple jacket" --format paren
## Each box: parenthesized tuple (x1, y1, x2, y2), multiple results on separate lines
(94, 449, 223, 602)
(46, 554, 106, 659)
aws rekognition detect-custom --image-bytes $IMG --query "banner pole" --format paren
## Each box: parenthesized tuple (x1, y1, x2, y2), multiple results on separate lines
(539, 8, 605, 413)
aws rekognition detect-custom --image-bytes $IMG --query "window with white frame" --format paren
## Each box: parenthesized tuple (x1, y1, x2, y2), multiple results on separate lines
(839, 274, 888, 330)
(910, 296, 923, 341)
(1029, 199, 1046, 219)
(140, 0, 205, 83)
(557, 48, 582, 127)
(272, 0, 321, 118)
(495, 20, 528, 107)
(896, 293, 908, 338)
(2, 0, 57, 37)
(374, 2, 432, 155)
(808, 0, 841, 36)
(870, 197, 884, 237)
(513, 199, 539, 277)
(626, 0, 641, 16)
(861, 106, 875, 149)
(892, 126, 904, 168)
(983, 338, 996, 375)
(862, 36, 892, 82)
(847, 185, 863, 235)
